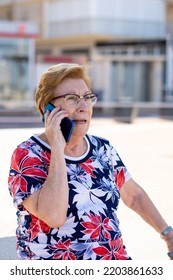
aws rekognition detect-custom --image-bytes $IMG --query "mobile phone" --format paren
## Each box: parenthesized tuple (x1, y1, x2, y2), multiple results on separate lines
(42, 103, 75, 142)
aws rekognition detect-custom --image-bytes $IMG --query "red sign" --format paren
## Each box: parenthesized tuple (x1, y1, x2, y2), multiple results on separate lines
(43, 55, 73, 63)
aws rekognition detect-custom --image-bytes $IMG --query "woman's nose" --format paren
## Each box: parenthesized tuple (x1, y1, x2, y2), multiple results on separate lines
(76, 98, 89, 111)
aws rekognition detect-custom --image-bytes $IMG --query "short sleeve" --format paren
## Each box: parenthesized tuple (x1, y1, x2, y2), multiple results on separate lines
(8, 145, 49, 208)
(110, 145, 131, 191)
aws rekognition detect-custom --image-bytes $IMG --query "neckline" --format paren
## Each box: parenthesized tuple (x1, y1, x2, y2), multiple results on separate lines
(32, 134, 90, 162)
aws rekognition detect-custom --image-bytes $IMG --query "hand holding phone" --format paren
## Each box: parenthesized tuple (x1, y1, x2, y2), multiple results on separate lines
(42, 103, 75, 142)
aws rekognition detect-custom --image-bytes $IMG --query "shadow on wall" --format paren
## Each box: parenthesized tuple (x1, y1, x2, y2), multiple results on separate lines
(0, 236, 16, 260)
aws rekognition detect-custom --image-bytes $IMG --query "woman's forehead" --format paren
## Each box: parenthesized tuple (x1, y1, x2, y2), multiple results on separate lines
(54, 78, 89, 94)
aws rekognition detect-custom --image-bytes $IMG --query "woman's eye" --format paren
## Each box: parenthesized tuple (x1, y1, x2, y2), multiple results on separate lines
(85, 95, 91, 100)
(67, 96, 76, 101)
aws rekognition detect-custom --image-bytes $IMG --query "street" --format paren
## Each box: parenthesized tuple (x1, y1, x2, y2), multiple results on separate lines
(1, 117, 173, 260)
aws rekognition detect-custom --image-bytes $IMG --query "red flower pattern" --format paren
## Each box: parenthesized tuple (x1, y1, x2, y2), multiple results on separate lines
(93, 238, 129, 260)
(8, 147, 48, 197)
(53, 239, 76, 260)
(115, 168, 125, 190)
(80, 158, 96, 177)
(81, 212, 113, 240)
(28, 214, 51, 241)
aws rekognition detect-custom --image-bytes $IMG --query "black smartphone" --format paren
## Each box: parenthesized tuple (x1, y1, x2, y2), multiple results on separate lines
(42, 103, 75, 142)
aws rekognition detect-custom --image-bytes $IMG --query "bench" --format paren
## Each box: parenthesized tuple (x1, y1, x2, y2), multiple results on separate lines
(94, 102, 173, 123)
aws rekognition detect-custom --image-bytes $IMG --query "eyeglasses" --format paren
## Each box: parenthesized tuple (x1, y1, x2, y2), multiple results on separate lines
(52, 93, 97, 106)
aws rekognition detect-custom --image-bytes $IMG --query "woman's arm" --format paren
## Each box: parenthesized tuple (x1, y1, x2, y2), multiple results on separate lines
(22, 107, 69, 228)
(22, 146, 69, 228)
(120, 178, 173, 259)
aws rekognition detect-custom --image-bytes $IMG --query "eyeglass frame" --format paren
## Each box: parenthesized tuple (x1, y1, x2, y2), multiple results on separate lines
(51, 92, 97, 106)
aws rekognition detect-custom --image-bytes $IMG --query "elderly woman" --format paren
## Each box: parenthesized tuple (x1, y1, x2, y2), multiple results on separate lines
(8, 63, 173, 260)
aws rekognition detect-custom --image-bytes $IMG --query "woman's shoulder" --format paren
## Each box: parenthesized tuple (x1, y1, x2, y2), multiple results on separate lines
(11, 136, 40, 159)
(86, 134, 111, 147)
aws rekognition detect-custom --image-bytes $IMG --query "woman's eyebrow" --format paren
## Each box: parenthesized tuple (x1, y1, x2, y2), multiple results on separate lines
(52, 91, 91, 99)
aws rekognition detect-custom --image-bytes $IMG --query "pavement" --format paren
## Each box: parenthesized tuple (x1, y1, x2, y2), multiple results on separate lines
(0, 116, 173, 260)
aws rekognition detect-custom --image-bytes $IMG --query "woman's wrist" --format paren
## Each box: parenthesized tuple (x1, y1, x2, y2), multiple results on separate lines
(160, 226, 173, 239)
(160, 226, 173, 259)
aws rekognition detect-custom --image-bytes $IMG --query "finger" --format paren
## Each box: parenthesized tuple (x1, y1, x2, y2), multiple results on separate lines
(45, 106, 60, 124)
(44, 110, 51, 124)
(47, 108, 68, 126)
(54, 111, 68, 125)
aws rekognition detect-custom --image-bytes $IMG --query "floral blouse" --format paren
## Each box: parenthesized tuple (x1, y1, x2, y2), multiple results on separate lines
(8, 134, 131, 260)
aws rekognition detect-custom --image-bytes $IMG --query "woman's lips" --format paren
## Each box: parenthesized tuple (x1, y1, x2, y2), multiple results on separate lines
(73, 119, 87, 124)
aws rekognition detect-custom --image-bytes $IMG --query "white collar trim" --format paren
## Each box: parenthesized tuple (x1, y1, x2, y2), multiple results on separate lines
(32, 134, 90, 161)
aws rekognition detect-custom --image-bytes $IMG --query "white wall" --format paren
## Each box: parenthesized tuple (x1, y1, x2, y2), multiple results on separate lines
(49, 0, 165, 23)
(93, 0, 165, 22)
(49, 0, 91, 21)
(47, 0, 166, 38)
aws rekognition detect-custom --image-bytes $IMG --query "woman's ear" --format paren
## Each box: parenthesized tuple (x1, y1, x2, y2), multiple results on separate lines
(40, 102, 45, 115)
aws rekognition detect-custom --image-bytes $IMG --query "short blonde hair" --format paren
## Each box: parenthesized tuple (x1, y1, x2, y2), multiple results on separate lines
(35, 63, 92, 115)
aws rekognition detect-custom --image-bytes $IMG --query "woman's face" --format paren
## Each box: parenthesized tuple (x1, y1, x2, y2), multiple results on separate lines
(51, 78, 93, 138)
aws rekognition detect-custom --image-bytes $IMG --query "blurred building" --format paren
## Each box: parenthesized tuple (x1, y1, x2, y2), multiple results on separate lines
(0, 0, 173, 117)
(0, 21, 38, 109)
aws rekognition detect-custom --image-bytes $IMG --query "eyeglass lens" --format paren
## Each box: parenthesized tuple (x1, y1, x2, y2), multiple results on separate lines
(65, 94, 97, 105)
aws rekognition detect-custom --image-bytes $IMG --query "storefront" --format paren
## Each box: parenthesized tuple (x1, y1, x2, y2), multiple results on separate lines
(0, 21, 38, 109)
(89, 39, 173, 117)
